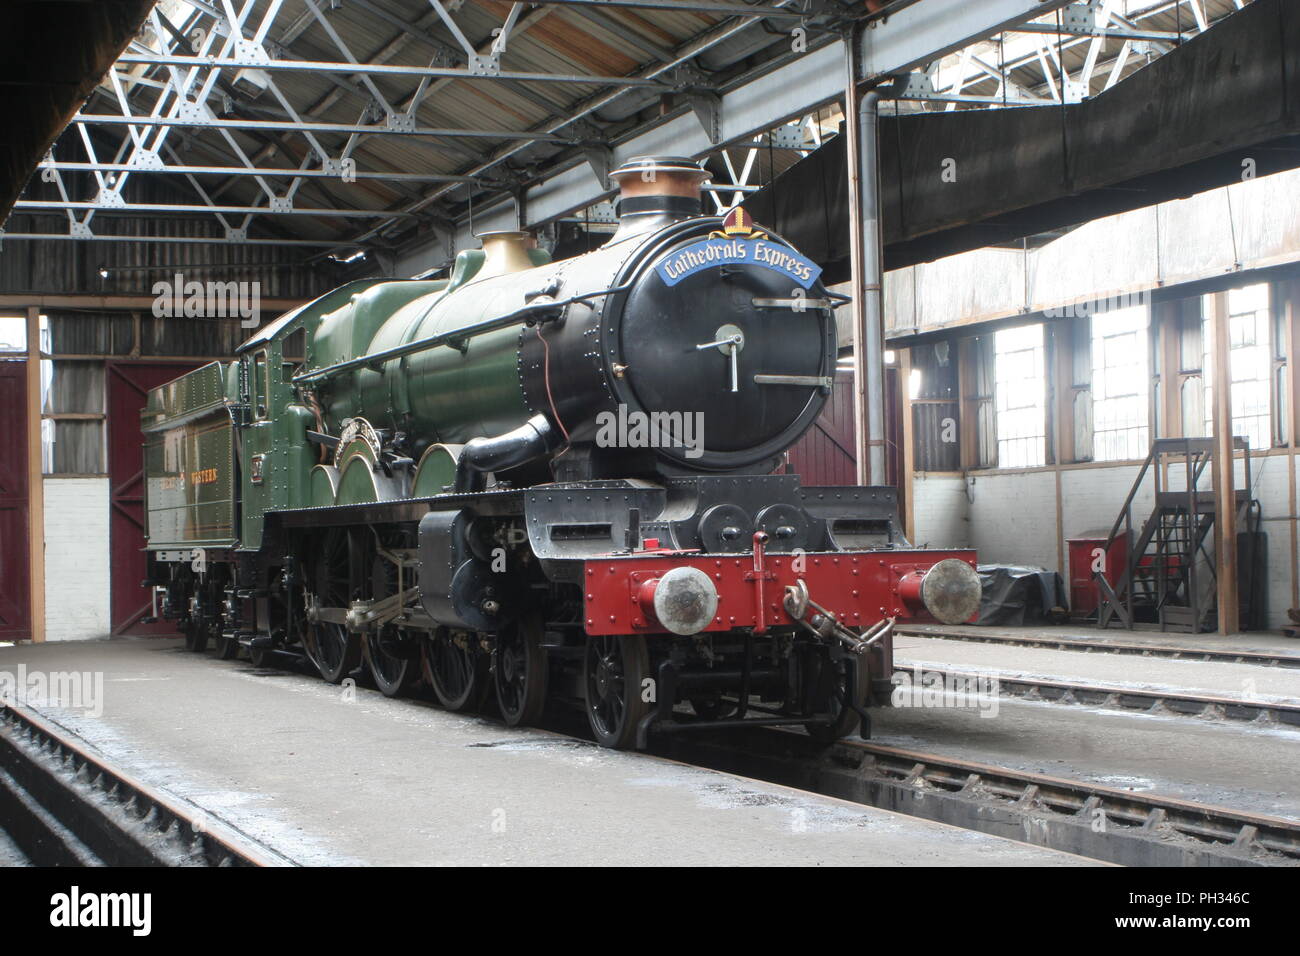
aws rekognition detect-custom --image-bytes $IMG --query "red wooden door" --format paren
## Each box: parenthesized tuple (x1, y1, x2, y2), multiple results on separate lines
(786, 371, 857, 486)
(884, 364, 903, 509)
(107, 361, 200, 635)
(0, 360, 31, 640)
(784, 367, 902, 493)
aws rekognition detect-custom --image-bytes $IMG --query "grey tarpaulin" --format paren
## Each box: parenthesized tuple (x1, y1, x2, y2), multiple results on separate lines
(976, 565, 1067, 626)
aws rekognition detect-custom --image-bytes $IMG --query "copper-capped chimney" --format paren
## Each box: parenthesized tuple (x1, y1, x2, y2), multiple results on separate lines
(608, 156, 710, 241)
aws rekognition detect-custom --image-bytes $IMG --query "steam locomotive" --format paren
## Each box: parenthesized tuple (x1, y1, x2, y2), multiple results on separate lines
(143, 156, 979, 749)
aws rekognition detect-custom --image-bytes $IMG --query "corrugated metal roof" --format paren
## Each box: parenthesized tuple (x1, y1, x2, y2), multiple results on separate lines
(7, 0, 1260, 283)
(921, 0, 1249, 108)
(59, 2, 799, 230)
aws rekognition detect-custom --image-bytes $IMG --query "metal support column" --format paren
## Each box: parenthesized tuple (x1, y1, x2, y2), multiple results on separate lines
(1285, 284, 1300, 615)
(844, 25, 887, 486)
(1208, 291, 1240, 635)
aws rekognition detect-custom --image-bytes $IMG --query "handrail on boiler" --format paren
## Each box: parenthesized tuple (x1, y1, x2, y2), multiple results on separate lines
(291, 285, 631, 387)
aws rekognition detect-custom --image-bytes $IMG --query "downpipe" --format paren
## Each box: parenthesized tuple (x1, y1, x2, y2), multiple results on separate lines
(857, 87, 887, 487)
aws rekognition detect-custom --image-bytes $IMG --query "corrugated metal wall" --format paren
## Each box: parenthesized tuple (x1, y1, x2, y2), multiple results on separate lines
(43, 309, 253, 357)
(40, 308, 258, 476)
(910, 342, 959, 472)
(2, 172, 337, 299)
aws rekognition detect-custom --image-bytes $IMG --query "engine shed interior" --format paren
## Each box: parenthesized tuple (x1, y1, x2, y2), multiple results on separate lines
(0, 0, 1297, 893)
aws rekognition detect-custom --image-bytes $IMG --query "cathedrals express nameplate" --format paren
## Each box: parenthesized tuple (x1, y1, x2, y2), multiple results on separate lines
(654, 206, 822, 290)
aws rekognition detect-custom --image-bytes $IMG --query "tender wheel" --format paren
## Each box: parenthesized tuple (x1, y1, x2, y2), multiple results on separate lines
(362, 551, 418, 698)
(303, 528, 362, 684)
(247, 643, 274, 669)
(422, 628, 485, 711)
(493, 614, 548, 727)
(803, 651, 866, 743)
(584, 634, 651, 750)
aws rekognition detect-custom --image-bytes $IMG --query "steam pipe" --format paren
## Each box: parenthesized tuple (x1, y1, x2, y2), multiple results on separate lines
(454, 414, 562, 493)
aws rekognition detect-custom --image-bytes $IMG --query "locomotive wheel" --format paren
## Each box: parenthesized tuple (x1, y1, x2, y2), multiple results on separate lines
(422, 628, 485, 711)
(362, 551, 418, 698)
(247, 643, 274, 669)
(214, 631, 242, 660)
(493, 614, 548, 727)
(364, 628, 418, 698)
(584, 634, 650, 750)
(182, 618, 208, 653)
(304, 528, 362, 684)
(804, 652, 866, 743)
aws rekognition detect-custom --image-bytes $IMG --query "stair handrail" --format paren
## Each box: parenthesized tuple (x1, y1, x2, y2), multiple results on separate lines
(1099, 443, 1158, 556)
(1096, 437, 1214, 619)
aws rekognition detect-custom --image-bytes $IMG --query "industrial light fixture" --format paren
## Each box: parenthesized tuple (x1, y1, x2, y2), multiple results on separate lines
(232, 67, 271, 100)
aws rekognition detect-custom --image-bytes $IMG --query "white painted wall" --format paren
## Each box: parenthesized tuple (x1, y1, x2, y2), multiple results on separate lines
(911, 474, 970, 549)
(916, 452, 1300, 629)
(965, 470, 1059, 569)
(42, 477, 111, 642)
(1250, 454, 1298, 630)
(1060, 464, 1150, 541)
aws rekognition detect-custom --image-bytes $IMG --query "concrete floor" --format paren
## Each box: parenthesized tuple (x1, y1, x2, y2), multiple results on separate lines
(0, 638, 1087, 867)
(0, 831, 28, 866)
(896, 635, 1300, 700)
(902, 622, 1300, 658)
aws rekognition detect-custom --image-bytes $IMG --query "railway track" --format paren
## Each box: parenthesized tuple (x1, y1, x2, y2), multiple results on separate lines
(658, 727, 1300, 867)
(896, 626, 1300, 669)
(0, 704, 292, 867)
(833, 739, 1300, 861)
(894, 663, 1300, 726)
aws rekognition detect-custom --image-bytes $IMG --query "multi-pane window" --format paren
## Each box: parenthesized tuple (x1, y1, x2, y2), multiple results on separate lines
(0, 315, 26, 352)
(994, 323, 1046, 468)
(1203, 284, 1272, 450)
(1091, 306, 1150, 461)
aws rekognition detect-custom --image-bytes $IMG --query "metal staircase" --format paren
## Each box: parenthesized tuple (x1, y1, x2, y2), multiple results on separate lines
(1096, 437, 1250, 633)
